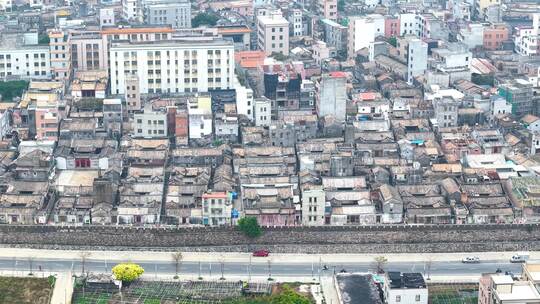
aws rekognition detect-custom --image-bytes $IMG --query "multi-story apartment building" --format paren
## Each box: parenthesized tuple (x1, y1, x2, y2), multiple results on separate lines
(234, 76, 254, 121)
(122, 0, 143, 22)
(287, 9, 303, 37)
(515, 14, 540, 56)
(321, 18, 347, 52)
(0, 32, 50, 80)
(348, 14, 385, 59)
(133, 105, 168, 138)
(99, 8, 115, 28)
(483, 23, 509, 50)
(69, 30, 107, 71)
(48, 29, 71, 81)
(254, 97, 271, 127)
(202, 192, 233, 226)
(103, 98, 123, 138)
(109, 37, 235, 95)
(431, 42, 471, 84)
(301, 188, 325, 226)
(125, 74, 141, 111)
(144, 0, 191, 28)
(397, 36, 428, 84)
(498, 79, 535, 117)
(257, 11, 290, 56)
(317, 0, 337, 21)
(98, 25, 175, 72)
(475, 0, 500, 20)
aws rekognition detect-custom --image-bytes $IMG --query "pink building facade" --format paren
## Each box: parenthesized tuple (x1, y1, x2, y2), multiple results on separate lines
(483, 24, 509, 50)
(385, 17, 400, 38)
(35, 107, 59, 140)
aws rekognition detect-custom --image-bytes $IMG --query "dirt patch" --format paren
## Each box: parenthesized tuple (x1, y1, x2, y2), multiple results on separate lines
(0, 276, 53, 304)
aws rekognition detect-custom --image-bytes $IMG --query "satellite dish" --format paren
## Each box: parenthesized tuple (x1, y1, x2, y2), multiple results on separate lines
(413, 162, 420, 170)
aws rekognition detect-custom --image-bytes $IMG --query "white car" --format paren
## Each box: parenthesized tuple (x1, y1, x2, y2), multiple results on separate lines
(462, 256, 480, 263)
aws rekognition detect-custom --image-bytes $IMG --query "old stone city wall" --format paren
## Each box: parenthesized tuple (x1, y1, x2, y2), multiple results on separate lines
(1, 224, 540, 253)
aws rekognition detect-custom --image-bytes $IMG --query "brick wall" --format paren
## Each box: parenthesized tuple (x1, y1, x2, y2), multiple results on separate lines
(0, 224, 539, 253)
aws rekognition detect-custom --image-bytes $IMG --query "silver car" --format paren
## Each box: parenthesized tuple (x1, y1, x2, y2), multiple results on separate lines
(462, 256, 480, 263)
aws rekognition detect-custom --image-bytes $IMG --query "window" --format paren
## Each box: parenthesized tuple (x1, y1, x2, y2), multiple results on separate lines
(396, 295, 401, 302)
(415, 295, 421, 301)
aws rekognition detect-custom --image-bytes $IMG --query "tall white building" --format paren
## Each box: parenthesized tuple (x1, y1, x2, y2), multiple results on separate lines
(254, 97, 271, 127)
(234, 76, 254, 121)
(348, 14, 385, 59)
(123, 0, 143, 22)
(99, 8, 115, 27)
(48, 29, 71, 81)
(144, 0, 191, 28)
(0, 32, 51, 80)
(301, 188, 325, 226)
(125, 74, 141, 112)
(515, 13, 540, 56)
(288, 9, 303, 37)
(398, 36, 428, 84)
(109, 38, 235, 95)
(257, 11, 290, 56)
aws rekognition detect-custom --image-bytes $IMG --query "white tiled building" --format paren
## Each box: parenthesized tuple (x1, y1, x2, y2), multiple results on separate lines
(133, 105, 168, 138)
(257, 11, 290, 56)
(0, 33, 51, 80)
(110, 38, 235, 94)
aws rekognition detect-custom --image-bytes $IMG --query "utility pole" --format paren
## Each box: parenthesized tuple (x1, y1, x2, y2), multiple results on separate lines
(248, 255, 252, 282)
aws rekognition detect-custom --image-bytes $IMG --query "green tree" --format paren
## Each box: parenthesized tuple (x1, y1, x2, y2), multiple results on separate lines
(388, 36, 397, 47)
(237, 217, 262, 238)
(471, 73, 494, 86)
(38, 34, 50, 45)
(338, 0, 345, 11)
(0, 80, 28, 101)
(270, 52, 288, 62)
(373, 256, 388, 274)
(192, 12, 219, 28)
(112, 263, 144, 282)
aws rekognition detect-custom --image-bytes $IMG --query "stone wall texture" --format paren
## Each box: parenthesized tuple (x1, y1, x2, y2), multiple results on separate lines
(1, 224, 540, 253)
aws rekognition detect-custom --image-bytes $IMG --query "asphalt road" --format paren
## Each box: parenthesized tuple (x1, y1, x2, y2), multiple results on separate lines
(0, 258, 525, 278)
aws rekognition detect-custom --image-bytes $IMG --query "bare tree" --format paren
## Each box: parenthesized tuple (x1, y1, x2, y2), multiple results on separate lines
(373, 256, 388, 274)
(171, 252, 183, 279)
(79, 251, 92, 276)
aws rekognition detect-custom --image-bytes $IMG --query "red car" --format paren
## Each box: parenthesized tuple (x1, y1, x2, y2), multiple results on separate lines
(252, 250, 270, 257)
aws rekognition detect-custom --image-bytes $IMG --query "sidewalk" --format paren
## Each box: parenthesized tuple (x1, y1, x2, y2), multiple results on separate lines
(0, 247, 533, 264)
(49, 271, 73, 304)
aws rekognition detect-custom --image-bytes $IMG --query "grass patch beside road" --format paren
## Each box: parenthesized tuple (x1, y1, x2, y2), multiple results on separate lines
(0, 276, 53, 304)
